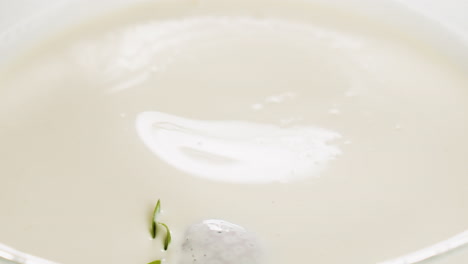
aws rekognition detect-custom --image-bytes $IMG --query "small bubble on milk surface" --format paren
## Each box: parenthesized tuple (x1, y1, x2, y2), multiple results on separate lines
(179, 220, 263, 264)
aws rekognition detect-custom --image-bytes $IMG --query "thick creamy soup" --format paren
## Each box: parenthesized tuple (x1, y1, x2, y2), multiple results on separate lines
(0, 1, 468, 264)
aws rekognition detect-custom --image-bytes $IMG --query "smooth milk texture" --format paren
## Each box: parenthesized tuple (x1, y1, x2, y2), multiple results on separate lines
(0, 1, 468, 264)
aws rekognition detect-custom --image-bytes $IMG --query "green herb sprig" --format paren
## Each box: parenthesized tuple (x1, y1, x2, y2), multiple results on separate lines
(147, 199, 172, 264)
(160, 223, 172, 250)
(150, 200, 161, 239)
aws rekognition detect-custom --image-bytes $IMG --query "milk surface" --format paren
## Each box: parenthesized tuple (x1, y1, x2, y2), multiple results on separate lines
(0, 1, 467, 264)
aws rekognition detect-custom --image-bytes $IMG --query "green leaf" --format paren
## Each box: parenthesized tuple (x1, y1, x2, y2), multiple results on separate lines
(147, 260, 161, 264)
(160, 223, 172, 250)
(151, 199, 161, 239)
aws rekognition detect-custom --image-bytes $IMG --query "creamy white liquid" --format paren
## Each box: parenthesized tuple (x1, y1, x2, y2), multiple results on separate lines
(1, 1, 468, 264)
